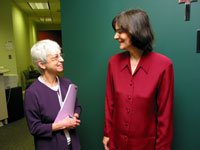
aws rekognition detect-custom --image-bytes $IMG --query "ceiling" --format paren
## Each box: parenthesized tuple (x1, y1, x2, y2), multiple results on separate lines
(13, 0, 61, 24)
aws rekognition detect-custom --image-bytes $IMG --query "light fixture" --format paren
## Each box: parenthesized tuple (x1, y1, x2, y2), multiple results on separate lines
(39, 18, 45, 22)
(28, 2, 49, 10)
(45, 18, 52, 22)
(40, 17, 52, 22)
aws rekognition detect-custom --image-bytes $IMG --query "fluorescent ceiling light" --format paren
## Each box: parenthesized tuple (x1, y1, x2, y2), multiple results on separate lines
(40, 18, 45, 22)
(28, 2, 49, 10)
(45, 18, 52, 22)
(40, 18, 52, 22)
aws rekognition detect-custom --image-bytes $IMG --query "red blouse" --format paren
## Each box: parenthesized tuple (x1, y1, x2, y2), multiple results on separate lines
(104, 51, 174, 150)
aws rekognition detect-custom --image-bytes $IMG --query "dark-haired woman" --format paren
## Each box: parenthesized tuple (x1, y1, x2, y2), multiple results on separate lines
(103, 9, 174, 150)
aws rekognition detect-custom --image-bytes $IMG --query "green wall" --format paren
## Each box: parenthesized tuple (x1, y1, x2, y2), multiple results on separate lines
(12, 3, 36, 85)
(0, 0, 37, 86)
(0, 0, 17, 75)
(29, 19, 37, 51)
(61, 0, 200, 150)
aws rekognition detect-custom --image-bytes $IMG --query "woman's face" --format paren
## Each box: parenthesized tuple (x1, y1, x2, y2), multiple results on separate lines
(44, 51, 64, 74)
(114, 24, 133, 51)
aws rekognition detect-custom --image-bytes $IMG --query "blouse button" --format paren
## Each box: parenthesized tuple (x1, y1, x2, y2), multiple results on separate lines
(130, 83, 132, 86)
(125, 123, 129, 127)
(127, 108, 130, 113)
(128, 96, 131, 100)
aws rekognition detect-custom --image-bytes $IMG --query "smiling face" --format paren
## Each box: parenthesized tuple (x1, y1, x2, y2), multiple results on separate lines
(38, 50, 64, 75)
(114, 24, 133, 51)
(45, 51, 64, 74)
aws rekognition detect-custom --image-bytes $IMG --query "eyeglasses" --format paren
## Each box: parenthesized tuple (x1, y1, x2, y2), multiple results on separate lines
(49, 53, 64, 61)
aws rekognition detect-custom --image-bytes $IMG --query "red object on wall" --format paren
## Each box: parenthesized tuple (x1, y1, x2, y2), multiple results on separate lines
(38, 30, 62, 47)
(179, 0, 185, 3)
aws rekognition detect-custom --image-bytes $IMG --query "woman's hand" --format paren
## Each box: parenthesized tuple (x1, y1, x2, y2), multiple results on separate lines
(61, 116, 81, 129)
(103, 136, 110, 150)
(73, 113, 79, 119)
(52, 115, 81, 131)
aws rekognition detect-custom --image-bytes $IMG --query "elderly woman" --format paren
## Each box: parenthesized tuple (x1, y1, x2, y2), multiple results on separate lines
(103, 9, 174, 150)
(24, 39, 81, 150)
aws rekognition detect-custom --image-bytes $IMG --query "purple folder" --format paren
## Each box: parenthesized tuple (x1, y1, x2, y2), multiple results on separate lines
(54, 84, 78, 123)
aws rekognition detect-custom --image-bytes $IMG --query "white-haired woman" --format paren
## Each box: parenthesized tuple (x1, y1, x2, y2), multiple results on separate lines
(24, 39, 81, 150)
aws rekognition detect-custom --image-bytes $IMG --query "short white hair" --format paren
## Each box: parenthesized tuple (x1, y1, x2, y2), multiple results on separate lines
(31, 39, 61, 73)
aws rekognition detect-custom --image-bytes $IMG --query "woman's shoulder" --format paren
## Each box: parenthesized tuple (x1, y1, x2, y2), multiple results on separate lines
(58, 76, 72, 85)
(144, 52, 173, 74)
(109, 51, 129, 62)
(25, 79, 43, 96)
(26, 79, 40, 90)
(149, 52, 173, 66)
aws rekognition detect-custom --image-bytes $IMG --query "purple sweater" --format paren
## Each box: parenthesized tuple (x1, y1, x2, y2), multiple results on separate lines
(24, 77, 81, 150)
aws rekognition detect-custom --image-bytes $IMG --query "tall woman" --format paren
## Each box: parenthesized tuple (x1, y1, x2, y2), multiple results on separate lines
(25, 40, 81, 150)
(103, 9, 174, 150)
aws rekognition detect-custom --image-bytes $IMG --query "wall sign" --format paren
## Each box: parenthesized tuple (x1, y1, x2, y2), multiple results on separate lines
(5, 41, 13, 51)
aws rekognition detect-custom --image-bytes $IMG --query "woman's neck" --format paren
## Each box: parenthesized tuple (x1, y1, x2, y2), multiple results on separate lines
(42, 72, 58, 87)
(128, 46, 143, 61)
(129, 47, 143, 60)
(128, 46, 143, 75)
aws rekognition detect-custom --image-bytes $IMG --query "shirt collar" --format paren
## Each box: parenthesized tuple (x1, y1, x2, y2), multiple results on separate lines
(119, 52, 128, 71)
(120, 51, 151, 74)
